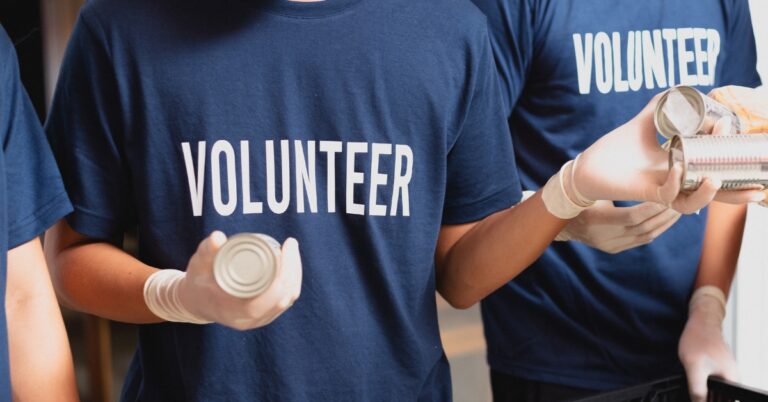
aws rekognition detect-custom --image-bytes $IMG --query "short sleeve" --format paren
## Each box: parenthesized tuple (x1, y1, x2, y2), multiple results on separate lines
(442, 25, 522, 225)
(719, 1, 762, 87)
(470, 0, 535, 115)
(45, 13, 133, 244)
(0, 27, 72, 248)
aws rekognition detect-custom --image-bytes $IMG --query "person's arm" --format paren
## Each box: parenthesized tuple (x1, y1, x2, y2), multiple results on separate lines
(680, 201, 746, 402)
(44, 220, 159, 323)
(435, 92, 763, 309)
(6, 238, 78, 402)
(45, 220, 303, 330)
(694, 202, 745, 296)
(437, 191, 568, 308)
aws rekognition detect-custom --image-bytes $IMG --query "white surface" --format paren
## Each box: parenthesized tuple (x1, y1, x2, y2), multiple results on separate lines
(729, 0, 768, 390)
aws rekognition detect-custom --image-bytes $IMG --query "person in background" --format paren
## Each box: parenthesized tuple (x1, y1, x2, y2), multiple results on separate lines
(0, 26, 79, 401)
(469, 0, 760, 401)
(42, 0, 761, 400)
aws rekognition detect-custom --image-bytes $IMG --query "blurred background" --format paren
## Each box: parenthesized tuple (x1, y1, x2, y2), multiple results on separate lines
(1, 1, 767, 401)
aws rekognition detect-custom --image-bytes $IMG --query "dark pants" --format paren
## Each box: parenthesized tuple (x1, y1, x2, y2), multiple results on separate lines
(490, 370, 598, 402)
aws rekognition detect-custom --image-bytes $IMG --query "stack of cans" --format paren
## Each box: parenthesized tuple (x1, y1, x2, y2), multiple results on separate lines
(655, 86, 768, 193)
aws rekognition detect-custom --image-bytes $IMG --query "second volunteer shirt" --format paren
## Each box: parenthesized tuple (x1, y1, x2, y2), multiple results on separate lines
(472, 0, 760, 390)
(0, 26, 73, 401)
(45, 0, 521, 400)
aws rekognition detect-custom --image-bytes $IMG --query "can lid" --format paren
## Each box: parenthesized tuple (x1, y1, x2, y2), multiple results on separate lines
(655, 87, 705, 139)
(213, 233, 281, 299)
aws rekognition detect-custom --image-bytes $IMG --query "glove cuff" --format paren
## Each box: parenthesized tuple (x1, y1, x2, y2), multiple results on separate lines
(542, 160, 594, 219)
(144, 269, 213, 324)
(690, 285, 727, 322)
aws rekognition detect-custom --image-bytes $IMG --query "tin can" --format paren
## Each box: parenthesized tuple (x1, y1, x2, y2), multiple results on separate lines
(213, 233, 281, 299)
(655, 86, 742, 139)
(669, 134, 768, 191)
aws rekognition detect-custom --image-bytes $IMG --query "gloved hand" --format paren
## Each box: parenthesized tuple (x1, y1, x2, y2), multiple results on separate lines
(679, 286, 739, 402)
(570, 95, 766, 214)
(144, 231, 303, 331)
(556, 200, 681, 254)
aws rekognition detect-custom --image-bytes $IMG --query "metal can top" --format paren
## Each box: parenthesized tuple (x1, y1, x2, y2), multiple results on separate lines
(655, 86, 707, 139)
(213, 233, 281, 299)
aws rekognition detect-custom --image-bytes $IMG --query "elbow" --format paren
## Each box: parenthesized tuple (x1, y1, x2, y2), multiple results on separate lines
(435, 268, 481, 310)
(43, 251, 77, 310)
(448, 298, 477, 310)
(437, 288, 478, 310)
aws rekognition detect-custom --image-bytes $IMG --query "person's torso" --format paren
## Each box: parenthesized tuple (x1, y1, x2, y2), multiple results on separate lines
(476, 0, 759, 389)
(80, 0, 496, 400)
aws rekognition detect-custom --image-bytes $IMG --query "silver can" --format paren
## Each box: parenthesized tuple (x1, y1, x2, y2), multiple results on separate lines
(669, 134, 768, 191)
(655, 86, 742, 139)
(213, 233, 281, 299)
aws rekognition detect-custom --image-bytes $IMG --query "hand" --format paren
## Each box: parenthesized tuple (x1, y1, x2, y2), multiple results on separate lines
(557, 201, 680, 254)
(179, 232, 303, 330)
(573, 95, 766, 213)
(679, 286, 738, 402)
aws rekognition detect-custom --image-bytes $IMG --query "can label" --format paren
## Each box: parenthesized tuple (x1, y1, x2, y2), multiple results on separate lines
(213, 233, 281, 299)
(655, 86, 741, 139)
(670, 134, 768, 191)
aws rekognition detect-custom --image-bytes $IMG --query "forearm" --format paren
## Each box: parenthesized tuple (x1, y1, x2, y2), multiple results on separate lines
(436, 191, 567, 308)
(6, 239, 78, 402)
(44, 220, 161, 323)
(694, 202, 747, 296)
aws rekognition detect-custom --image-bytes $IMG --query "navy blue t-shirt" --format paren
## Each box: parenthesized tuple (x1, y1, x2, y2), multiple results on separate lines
(0, 27, 73, 400)
(471, 0, 761, 390)
(45, 1, 522, 400)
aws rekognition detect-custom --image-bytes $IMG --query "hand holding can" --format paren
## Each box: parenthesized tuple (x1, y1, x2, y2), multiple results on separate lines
(144, 232, 303, 331)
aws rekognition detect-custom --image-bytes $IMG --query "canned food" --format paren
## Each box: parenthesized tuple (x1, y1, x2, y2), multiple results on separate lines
(655, 86, 742, 139)
(213, 233, 281, 298)
(669, 134, 768, 191)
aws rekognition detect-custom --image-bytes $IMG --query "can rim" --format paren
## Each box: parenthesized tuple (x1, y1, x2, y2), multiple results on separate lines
(655, 86, 706, 139)
(213, 233, 281, 299)
(669, 135, 689, 190)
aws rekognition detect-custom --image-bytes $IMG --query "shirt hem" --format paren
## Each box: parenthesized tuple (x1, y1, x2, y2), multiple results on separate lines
(486, 355, 680, 391)
(8, 191, 73, 249)
(442, 184, 522, 225)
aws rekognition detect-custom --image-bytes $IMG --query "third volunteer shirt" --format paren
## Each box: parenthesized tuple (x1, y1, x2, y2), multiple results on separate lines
(471, 0, 760, 390)
(45, 0, 521, 400)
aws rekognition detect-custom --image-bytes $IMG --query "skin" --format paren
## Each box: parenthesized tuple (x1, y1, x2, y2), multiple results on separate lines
(44, 221, 159, 323)
(7, 238, 79, 402)
(694, 201, 747, 296)
(436, 191, 567, 309)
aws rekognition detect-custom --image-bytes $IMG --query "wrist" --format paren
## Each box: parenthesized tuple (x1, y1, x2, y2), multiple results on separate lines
(689, 285, 727, 326)
(143, 269, 213, 324)
(565, 155, 595, 206)
(541, 159, 595, 219)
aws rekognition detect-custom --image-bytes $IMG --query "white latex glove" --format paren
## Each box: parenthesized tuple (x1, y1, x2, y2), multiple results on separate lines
(572, 96, 767, 214)
(556, 200, 681, 254)
(145, 231, 302, 331)
(679, 286, 739, 402)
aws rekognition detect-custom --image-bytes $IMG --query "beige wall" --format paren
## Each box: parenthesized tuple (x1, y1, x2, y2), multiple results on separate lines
(41, 0, 85, 104)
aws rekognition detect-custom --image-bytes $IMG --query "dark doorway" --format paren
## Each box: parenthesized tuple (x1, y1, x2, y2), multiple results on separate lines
(0, 0, 46, 120)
